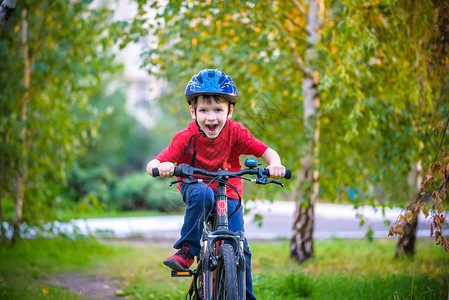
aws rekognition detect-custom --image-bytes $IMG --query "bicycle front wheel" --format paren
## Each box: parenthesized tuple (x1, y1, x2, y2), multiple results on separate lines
(214, 244, 238, 300)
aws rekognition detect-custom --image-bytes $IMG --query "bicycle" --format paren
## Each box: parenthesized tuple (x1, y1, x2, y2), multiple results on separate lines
(152, 158, 291, 300)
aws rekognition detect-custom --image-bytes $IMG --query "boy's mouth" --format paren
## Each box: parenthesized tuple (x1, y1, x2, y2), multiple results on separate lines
(205, 124, 219, 134)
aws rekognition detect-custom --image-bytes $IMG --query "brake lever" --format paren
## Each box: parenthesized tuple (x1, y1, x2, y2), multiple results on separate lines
(252, 177, 284, 187)
(170, 179, 184, 186)
(170, 178, 202, 186)
(266, 180, 284, 187)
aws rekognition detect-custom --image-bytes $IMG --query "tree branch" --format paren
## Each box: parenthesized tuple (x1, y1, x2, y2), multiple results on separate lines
(432, 111, 449, 168)
(282, 13, 309, 35)
(292, 0, 307, 17)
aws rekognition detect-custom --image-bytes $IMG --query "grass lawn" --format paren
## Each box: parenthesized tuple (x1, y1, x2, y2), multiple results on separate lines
(0, 237, 447, 299)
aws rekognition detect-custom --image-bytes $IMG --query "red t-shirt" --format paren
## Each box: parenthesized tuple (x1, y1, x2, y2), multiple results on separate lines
(155, 120, 268, 199)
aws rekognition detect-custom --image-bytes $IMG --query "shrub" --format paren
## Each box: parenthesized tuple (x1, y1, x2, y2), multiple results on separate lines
(113, 172, 182, 212)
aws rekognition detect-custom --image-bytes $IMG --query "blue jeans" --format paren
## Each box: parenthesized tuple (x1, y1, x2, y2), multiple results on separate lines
(174, 182, 257, 300)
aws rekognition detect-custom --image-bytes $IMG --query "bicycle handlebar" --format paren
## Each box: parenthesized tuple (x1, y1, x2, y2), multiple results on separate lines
(152, 164, 291, 180)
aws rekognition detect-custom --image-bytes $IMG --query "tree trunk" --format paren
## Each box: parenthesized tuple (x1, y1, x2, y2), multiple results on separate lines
(291, 156, 319, 262)
(395, 210, 418, 257)
(395, 161, 421, 257)
(12, 10, 30, 243)
(290, 0, 321, 263)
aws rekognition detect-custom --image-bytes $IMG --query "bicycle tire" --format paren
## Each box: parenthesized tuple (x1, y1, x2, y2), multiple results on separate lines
(214, 244, 238, 300)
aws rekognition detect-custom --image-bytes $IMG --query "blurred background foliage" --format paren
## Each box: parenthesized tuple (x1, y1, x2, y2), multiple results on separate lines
(0, 0, 447, 243)
(131, 0, 448, 209)
(59, 84, 183, 218)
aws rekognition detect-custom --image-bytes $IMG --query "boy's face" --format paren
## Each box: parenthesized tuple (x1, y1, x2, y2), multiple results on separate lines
(189, 95, 234, 140)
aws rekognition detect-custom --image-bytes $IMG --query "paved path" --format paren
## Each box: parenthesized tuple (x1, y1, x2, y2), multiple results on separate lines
(69, 201, 434, 241)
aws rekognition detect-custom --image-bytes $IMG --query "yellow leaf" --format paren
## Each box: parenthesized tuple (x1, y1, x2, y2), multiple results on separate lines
(434, 214, 442, 230)
(422, 204, 429, 217)
(414, 201, 421, 213)
(388, 226, 395, 237)
(442, 237, 449, 252)
(233, 36, 239, 42)
(395, 224, 404, 237)
(405, 210, 413, 224)
(249, 65, 257, 74)
(42, 288, 49, 294)
(435, 231, 442, 245)
(439, 189, 447, 201)
(431, 190, 440, 203)
(424, 165, 435, 186)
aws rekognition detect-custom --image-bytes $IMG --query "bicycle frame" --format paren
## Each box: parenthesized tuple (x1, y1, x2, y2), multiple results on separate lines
(199, 178, 246, 300)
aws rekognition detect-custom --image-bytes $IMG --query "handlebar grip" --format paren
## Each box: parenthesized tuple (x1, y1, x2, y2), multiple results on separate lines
(173, 166, 183, 177)
(152, 168, 160, 177)
(265, 169, 292, 179)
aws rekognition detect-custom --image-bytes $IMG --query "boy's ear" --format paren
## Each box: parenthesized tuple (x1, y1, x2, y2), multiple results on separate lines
(227, 104, 234, 119)
(189, 104, 196, 120)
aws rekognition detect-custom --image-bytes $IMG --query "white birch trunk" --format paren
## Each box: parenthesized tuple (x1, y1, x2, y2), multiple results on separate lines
(290, 0, 321, 263)
(13, 9, 30, 243)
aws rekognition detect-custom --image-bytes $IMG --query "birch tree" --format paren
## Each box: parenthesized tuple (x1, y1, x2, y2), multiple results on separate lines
(0, 0, 122, 243)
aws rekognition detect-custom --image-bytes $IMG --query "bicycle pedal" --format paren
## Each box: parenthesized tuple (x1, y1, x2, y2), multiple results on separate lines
(171, 270, 193, 277)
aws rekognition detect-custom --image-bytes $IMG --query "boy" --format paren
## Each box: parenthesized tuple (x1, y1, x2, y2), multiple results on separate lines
(146, 69, 285, 300)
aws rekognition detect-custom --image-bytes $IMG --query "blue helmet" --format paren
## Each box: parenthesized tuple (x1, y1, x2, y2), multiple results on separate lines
(185, 69, 238, 104)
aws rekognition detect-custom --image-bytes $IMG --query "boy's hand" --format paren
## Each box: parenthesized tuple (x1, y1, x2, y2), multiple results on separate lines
(157, 162, 175, 178)
(147, 160, 175, 178)
(267, 164, 286, 179)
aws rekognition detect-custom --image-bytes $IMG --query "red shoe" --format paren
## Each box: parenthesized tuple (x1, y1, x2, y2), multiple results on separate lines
(163, 246, 195, 271)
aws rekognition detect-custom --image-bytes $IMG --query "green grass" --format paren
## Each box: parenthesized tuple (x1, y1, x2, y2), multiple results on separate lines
(0, 238, 447, 299)
(0, 238, 121, 299)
